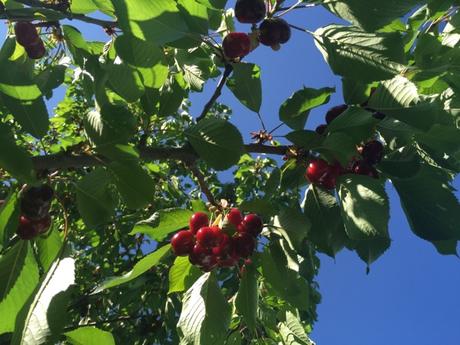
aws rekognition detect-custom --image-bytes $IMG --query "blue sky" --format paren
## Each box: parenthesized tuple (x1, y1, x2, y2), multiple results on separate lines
(2, 3, 460, 344)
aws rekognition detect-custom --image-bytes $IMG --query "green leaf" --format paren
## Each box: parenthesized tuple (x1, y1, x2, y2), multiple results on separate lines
(178, 0, 209, 35)
(279, 87, 334, 130)
(227, 63, 262, 113)
(65, 327, 115, 345)
(36, 229, 63, 273)
(130, 208, 193, 241)
(75, 168, 117, 228)
(186, 118, 244, 170)
(285, 130, 324, 150)
(178, 272, 231, 345)
(112, 0, 189, 45)
(326, 107, 378, 144)
(313, 25, 406, 82)
(353, 238, 391, 267)
(0, 123, 36, 183)
(261, 242, 310, 311)
(392, 164, 460, 241)
(115, 35, 163, 68)
(158, 77, 187, 116)
(0, 242, 39, 334)
(1, 94, 49, 138)
(235, 263, 258, 332)
(12, 256, 75, 345)
(0, 192, 20, 251)
(278, 311, 315, 345)
(168, 256, 201, 294)
(431, 240, 458, 256)
(368, 76, 440, 131)
(274, 207, 311, 253)
(337, 175, 390, 241)
(107, 63, 145, 103)
(316, 132, 356, 165)
(303, 186, 347, 258)
(322, 0, 420, 31)
(94, 244, 171, 292)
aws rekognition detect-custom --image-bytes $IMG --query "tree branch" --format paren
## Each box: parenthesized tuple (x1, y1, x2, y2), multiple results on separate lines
(196, 64, 234, 122)
(187, 163, 220, 209)
(31, 144, 289, 171)
(11, 0, 118, 28)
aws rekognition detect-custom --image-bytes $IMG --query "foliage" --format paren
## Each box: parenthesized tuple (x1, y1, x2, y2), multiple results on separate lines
(0, 0, 459, 344)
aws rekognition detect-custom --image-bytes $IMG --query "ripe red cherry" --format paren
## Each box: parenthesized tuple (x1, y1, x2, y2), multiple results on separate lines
(196, 226, 222, 248)
(223, 32, 251, 59)
(351, 160, 379, 178)
(212, 233, 232, 257)
(14, 22, 40, 47)
(306, 159, 339, 190)
(35, 215, 51, 234)
(241, 214, 263, 236)
(227, 208, 243, 227)
(189, 212, 209, 234)
(325, 104, 348, 124)
(235, 0, 266, 24)
(16, 215, 39, 240)
(361, 140, 384, 165)
(171, 230, 195, 256)
(233, 233, 256, 258)
(259, 18, 291, 46)
(218, 255, 238, 268)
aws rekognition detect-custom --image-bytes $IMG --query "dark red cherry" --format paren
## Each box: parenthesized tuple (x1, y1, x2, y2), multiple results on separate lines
(306, 159, 339, 190)
(258, 18, 291, 46)
(189, 212, 209, 234)
(196, 226, 222, 248)
(351, 160, 379, 178)
(325, 104, 348, 124)
(233, 233, 256, 258)
(361, 140, 384, 165)
(227, 208, 243, 227)
(14, 22, 40, 47)
(212, 233, 233, 257)
(235, 0, 266, 24)
(315, 124, 328, 135)
(16, 215, 39, 240)
(35, 215, 51, 234)
(25, 39, 46, 59)
(223, 32, 251, 59)
(171, 230, 195, 256)
(241, 214, 263, 237)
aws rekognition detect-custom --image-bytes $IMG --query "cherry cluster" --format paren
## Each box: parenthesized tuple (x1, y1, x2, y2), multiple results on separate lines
(16, 185, 54, 240)
(171, 209, 263, 271)
(14, 22, 46, 59)
(222, 0, 291, 59)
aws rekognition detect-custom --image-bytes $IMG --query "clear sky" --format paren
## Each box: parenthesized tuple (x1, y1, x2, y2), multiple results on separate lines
(2, 4, 460, 344)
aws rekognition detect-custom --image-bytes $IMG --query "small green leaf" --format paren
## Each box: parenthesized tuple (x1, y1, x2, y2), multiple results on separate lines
(65, 327, 116, 345)
(168, 256, 201, 294)
(227, 63, 262, 113)
(186, 118, 244, 170)
(279, 87, 334, 130)
(130, 208, 193, 241)
(94, 244, 171, 292)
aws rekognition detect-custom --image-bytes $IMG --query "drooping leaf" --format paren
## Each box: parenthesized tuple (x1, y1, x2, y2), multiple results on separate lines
(0, 242, 39, 334)
(0, 192, 20, 251)
(278, 311, 315, 345)
(186, 118, 244, 170)
(235, 263, 258, 332)
(94, 244, 171, 292)
(227, 63, 262, 113)
(178, 272, 231, 345)
(36, 229, 64, 273)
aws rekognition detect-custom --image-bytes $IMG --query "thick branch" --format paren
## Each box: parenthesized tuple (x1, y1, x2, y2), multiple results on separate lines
(11, 0, 118, 28)
(196, 64, 234, 122)
(31, 144, 289, 171)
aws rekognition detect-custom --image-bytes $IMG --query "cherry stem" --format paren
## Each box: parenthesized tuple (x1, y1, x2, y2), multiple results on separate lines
(196, 64, 234, 122)
(288, 23, 314, 34)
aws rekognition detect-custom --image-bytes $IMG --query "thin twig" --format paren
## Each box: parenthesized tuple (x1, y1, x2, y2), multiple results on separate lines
(63, 315, 143, 332)
(187, 163, 221, 209)
(276, 3, 319, 12)
(196, 64, 234, 122)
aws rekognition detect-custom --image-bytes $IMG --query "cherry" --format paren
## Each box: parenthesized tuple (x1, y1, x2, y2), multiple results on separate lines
(259, 18, 291, 47)
(241, 214, 263, 237)
(306, 159, 339, 190)
(189, 212, 209, 234)
(16, 215, 39, 240)
(218, 255, 238, 268)
(226, 208, 243, 227)
(351, 160, 379, 178)
(361, 140, 384, 165)
(14, 22, 40, 47)
(171, 230, 195, 256)
(235, 0, 266, 24)
(223, 32, 251, 59)
(325, 104, 348, 124)
(212, 233, 232, 257)
(233, 233, 256, 258)
(196, 226, 222, 248)
(35, 215, 51, 234)
(315, 124, 328, 135)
